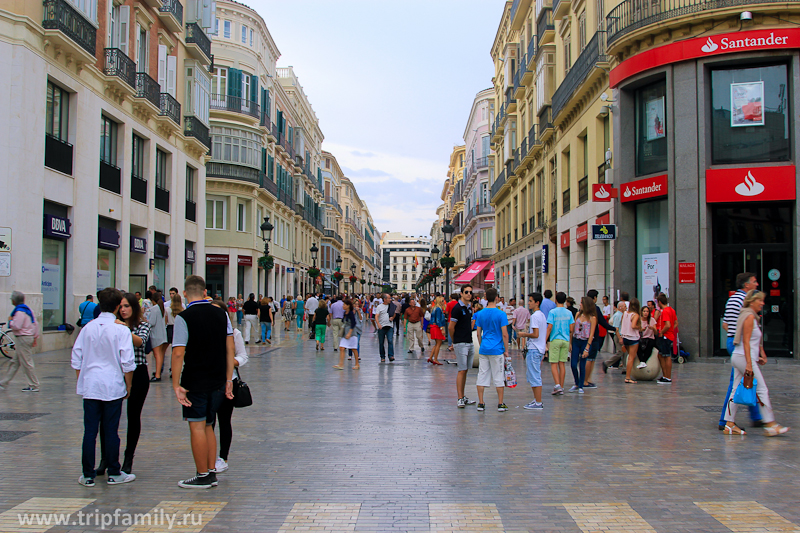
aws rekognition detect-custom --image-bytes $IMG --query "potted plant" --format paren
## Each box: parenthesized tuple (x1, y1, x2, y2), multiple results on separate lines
(440, 256, 455, 269)
(333, 272, 344, 282)
(307, 267, 320, 278)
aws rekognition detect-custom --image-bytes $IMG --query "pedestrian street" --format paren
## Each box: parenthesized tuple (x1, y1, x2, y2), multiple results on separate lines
(0, 324, 798, 532)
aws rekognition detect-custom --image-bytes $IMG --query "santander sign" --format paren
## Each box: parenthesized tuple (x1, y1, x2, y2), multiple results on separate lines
(706, 166, 796, 203)
(620, 174, 668, 203)
(611, 29, 799, 87)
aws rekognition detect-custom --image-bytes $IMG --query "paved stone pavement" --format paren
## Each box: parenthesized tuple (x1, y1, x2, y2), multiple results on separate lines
(0, 320, 798, 532)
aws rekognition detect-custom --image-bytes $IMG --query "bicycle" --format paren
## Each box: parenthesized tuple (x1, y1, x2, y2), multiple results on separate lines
(0, 322, 15, 359)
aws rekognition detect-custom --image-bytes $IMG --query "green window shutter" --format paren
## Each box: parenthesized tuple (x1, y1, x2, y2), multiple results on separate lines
(228, 68, 242, 98)
(268, 155, 274, 180)
(261, 147, 267, 173)
(266, 89, 271, 116)
(250, 75, 258, 103)
(288, 126, 293, 144)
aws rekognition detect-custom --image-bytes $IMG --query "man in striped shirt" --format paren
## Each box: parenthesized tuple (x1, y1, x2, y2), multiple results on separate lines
(718, 272, 762, 430)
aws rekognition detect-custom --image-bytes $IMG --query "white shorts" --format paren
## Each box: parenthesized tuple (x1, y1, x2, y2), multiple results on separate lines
(477, 354, 505, 388)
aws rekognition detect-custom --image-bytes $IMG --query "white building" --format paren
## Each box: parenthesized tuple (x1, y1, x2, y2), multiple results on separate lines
(380, 232, 431, 292)
(0, 0, 212, 350)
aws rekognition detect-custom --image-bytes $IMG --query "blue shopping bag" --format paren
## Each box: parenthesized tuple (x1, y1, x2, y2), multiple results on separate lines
(732, 377, 758, 407)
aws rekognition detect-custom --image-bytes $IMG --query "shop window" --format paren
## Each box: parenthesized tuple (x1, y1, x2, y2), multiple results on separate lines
(711, 64, 790, 165)
(635, 199, 669, 303)
(635, 80, 668, 176)
(42, 201, 68, 330)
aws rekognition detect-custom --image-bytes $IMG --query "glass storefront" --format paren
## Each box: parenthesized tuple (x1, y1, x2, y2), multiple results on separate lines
(711, 64, 790, 165)
(97, 248, 116, 292)
(636, 199, 669, 304)
(635, 80, 668, 176)
(154, 259, 166, 292)
(41, 238, 66, 329)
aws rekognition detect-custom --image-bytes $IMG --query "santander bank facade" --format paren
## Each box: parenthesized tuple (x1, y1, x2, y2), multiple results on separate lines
(607, 8, 799, 357)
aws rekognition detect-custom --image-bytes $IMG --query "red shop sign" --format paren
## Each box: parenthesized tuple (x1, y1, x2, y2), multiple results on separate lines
(611, 29, 800, 87)
(576, 223, 588, 243)
(592, 184, 616, 202)
(560, 231, 570, 249)
(679, 262, 696, 284)
(596, 212, 610, 225)
(620, 174, 668, 203)
(206, 254, 230, 265)
(238, 255, 253, 266)
(705, 165, 796, 203)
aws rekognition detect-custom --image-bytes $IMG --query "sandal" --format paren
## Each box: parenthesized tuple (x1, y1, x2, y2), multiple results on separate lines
(763, 424, 789, 437)
(332, 365, 344, 370)
(353, 365, 360, 370)
(624, 379, 637, 384)
(723, 424, 746, 435)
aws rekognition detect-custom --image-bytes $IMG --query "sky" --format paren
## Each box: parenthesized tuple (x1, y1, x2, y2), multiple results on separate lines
(249, 0, 505, 238)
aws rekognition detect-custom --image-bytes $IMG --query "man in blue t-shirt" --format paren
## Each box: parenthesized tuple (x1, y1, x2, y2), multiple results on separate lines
(546, 292, 574, 395)
(474, 288, 509, 412)
(540, 290, 556, 319)
(78, 295, 97, 327)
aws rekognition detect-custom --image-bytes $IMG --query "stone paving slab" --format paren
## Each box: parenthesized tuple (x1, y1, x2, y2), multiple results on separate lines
(0, 322, 798, 532)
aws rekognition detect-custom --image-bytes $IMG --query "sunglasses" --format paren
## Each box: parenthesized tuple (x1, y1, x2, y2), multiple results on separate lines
(463, 291, 473, 294)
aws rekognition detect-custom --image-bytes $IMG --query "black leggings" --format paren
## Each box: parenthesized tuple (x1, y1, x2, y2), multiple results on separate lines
(637, 338, 656, 364)
(100, 364, 149, 461)
(214, 396, 235, 461)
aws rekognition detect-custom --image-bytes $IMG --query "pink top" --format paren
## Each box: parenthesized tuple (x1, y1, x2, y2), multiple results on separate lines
(640, 317, 657, 339)
(513, 306, 530, 329)
(10, 309, 39, 337)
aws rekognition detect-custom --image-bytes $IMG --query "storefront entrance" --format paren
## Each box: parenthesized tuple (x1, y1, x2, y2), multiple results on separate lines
(206, 265, 226, 300)
(712, 205, 793, 357)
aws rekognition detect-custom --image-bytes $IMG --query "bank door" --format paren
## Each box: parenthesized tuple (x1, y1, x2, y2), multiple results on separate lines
(714, 247, 793, 357)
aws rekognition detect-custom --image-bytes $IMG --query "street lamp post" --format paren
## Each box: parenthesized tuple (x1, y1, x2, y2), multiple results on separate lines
(442, 219, 454, 298)
(310, 243, 318, 295)
(431, 244, 440, 295)
(335, 255, 343, 295)
(361, 266, 365, 294)
(260, 216, 274, 297)
(350, 263, 356, 295)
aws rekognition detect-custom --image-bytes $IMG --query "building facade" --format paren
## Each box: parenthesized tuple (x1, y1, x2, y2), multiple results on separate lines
(381, 233, 431, 293)
(606, 0, 800, 358)
(0, 0, 212, 350)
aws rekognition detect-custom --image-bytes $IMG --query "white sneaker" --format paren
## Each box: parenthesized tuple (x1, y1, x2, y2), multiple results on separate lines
(568, 386, 580, 393)
(214, 457, 229, 472)
(552, 385, 562, 395)
(457, 398, 466, 408)
(523, 401, 544, 410)
(107, 472, 136, 484)
(636, 362, 647, 369)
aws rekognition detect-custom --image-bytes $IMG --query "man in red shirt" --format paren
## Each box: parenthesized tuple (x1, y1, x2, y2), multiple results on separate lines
(655, 293, 677, 385)
(445, 293, 459, 352)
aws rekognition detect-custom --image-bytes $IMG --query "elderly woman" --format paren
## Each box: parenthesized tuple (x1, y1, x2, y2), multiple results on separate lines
(0, 291, 40, 391)
(723, 290, 789, 436)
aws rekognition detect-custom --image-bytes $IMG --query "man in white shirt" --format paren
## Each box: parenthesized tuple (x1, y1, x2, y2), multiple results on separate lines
(518, 293, 547, 410)
(71, 287, 136, 487)
(305, 293, 319, 340)
(375, 294, 397, 362)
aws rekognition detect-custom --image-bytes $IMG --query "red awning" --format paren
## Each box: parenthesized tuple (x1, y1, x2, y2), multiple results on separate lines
(453, 260, 491, 284)
(485, 262, 495, 284)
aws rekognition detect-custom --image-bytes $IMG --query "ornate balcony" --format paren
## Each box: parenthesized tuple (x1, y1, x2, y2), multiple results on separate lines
(158, 92, 181, 126)
(133, 72, 160, 114)
(323, 229, 343, 246)
(185, 22, 211, 64)
(42, 0, 97, 64)
(554, 0, 571, 19)
(104, 48, 136, 97)
(158, 0, 183, 33)
(490, 169, 507, 202)
(210, 94, 260, 121)
(537, 8, 554, 47)
(184, 115, 210, 150)
(206, 161, 262, 184)
(552, 32, 608, 121)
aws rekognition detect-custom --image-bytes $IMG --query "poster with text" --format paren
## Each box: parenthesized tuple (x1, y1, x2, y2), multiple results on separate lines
(641, 253, 669, 304)
(646, 97, 665, 141)
(97, 270, 111, 293)
(731, 81, 764, 127)
(42, 263, 61, 310)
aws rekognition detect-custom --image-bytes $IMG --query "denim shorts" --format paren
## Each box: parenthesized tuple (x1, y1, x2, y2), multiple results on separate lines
(525, 349, 543, 387)
(623, 338, 639, 347)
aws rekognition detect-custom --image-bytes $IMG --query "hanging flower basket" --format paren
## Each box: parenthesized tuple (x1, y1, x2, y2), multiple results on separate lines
(258, 255, 274, 270)
(333, 272, 344, 281)
(440, 257, 456, 269)
(360, 278, 366, 284)
(429, 267, 442, 277)
(349, 275, 358, 283)
(307, 267, 320, 279)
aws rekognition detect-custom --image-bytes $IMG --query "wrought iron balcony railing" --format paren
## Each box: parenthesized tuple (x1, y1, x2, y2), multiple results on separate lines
(135, 72, 160, 109)
(184, 115, 210, 149)
(99, 160, 121, 194)
(490, 169, 507, 201)
(159, 0, 183, 25)
(552, 32, 607, 120)
(578, 176, 589, 205)
(537, 8, 554, 46)
(42, 0, 97, 57)
(562, 188, 571, 215)
(210, 94, 260, 119)
(185, 22, 211, 60)
(104, 48, 136, 89)
(159, 92, 181, 125)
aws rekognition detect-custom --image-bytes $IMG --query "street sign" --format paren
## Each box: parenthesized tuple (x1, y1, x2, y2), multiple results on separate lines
(591, 224, 616, 240)
(287, 267, 295, 273)
(679, 262, 696, 283)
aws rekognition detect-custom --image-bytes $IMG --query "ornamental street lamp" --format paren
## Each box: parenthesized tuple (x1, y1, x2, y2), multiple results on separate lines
(442, 219, 455, 297)
(310, 243, 318, 293)
(430, 245, 440, 294)
(260, 216, 274, 297)
(335, 255, 343, 295)
(361, 266, 365, 293)
(350, 263, 356, 294)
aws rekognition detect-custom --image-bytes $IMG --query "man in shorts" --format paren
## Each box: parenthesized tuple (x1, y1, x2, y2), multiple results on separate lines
(171, 275, 234, 489)
(449, 285, 476, 408)
(546, 292, 574, 395)
(655, 293, 676, 385)
(474, 288, 509, 412)
(518, 293, 546, 410)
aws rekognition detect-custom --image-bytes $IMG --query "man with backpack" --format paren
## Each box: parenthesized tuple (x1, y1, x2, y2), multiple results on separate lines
(77, 295, 97, 327)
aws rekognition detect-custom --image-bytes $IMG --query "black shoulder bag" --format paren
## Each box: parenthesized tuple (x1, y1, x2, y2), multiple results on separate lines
(233, 366, 253, 408)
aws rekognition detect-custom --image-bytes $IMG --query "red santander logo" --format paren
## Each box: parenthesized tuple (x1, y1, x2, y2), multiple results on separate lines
(706, 166, 796, 203)
(620, 174, 668, 203)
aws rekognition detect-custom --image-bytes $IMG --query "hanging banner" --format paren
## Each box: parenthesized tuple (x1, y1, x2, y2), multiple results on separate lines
(541, 244, 549, 273)
(641, 253, 669, 304)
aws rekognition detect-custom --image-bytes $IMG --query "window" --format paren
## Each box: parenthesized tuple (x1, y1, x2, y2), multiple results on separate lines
(241, 24, 247, 43)
(564, 34, 572, 73)
(224, 20, 231, 38)
(242, 74, 250, 102)
(206, 197, 225, 229)
(100, 116, 117, 166)
(186, 166, 195, 201)
(237, 202, 246, 231)
(136, 26, 147, 71)
(69, 0, 97, 22)
(250, 28, 254, 47)
(132, 134, 144, 178)
(256, 207, 262, 237)
(635, 80, 668, 176)
(185, 61, 211, 125)
(711, 64, 789, 165)
(42, 201, 68, 330)
(211, 127, 261, 167)
(211, 67, 227, 96)
(636, 199, 668, 302)
(213, 17, 218, 35)
(325, 158, 331, 169)
(578, 12, 586, 51)
(155, 149, 168, 190)
(46, 82, 69, 141)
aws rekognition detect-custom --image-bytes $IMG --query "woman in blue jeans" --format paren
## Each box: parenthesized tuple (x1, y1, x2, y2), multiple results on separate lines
(569, 297, 597, 393)
(258, 297, 272, 344)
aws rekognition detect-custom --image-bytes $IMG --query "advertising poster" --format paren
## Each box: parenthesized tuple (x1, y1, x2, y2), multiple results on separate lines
(641, 253, 669, 303)
(646, 97, 665, 140)
(97, 270, 112, 293)
(731, 81, 764, 127)
(42, 263, 61, 310)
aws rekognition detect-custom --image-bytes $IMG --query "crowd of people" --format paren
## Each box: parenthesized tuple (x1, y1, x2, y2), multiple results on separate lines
(0, 269, 789, 490)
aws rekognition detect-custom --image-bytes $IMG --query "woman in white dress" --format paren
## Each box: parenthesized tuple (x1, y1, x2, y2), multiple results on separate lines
(333, 299, 360, 370)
